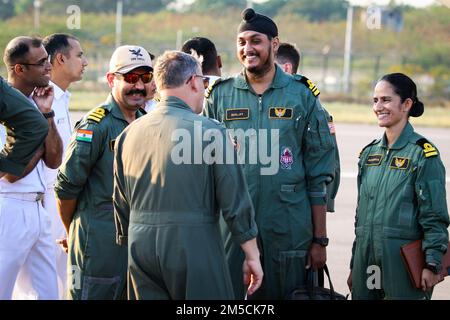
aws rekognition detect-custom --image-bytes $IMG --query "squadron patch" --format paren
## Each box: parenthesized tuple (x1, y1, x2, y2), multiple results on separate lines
(365, 154, 383, 166)
(76, 129, 93, 143)
(225, 108, 249, 120)
(389, 156, 410, 170)
(87, 107, 108, 123)
(416, 138, 439, 158)
(269, 107, 293, 119)
(280, 147, 294, 170)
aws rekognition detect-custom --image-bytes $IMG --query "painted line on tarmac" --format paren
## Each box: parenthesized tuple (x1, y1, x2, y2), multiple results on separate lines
(341, 172, 450, 183)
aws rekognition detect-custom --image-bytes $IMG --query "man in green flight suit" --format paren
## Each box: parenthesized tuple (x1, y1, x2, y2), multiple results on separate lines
(0, 77, 48, 177)
(113, 50, 263, 299)
(275, 42, 340, 213)
(54, 45, 153, 299)
(204, 8, 335, 299)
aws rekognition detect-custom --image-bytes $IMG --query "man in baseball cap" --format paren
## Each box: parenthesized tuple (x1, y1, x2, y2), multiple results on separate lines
(54, 45, 152, 299)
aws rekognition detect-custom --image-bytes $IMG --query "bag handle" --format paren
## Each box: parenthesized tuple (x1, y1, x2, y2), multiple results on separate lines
(306, 264, 338, 299)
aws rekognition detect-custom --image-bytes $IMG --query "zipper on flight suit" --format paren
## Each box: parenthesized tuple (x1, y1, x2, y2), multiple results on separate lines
(369, 146, 393, 276)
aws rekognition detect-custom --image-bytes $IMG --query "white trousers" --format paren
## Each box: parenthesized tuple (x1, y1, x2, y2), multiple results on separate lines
(0, 196, 58, 300)
(42, 188, 67, 300)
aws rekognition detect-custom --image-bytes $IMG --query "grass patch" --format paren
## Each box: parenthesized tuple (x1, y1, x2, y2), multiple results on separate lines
(69, 91, 450, 128)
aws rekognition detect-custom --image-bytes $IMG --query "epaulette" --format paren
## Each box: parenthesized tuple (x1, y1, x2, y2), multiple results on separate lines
(205, 77, 226, 99)
(416, 138, 439, 158)
(87, 107, 109, 123)
(359, 139, 377, 159)
(294, 74, 320, 97)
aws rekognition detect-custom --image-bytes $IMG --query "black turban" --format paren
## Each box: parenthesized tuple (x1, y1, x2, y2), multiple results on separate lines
(237, 8, 278, 38)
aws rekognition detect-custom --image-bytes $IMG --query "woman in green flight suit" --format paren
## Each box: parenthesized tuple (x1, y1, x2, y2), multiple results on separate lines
(348, 73, 449, 299)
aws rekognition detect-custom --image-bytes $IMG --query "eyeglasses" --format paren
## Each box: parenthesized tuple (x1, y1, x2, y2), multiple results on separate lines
(15, 55, 51, 68)
(186, 74, 210, 90)
(115, 72, 153, 84)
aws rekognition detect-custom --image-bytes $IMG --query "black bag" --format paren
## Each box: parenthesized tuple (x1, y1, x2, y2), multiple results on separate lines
(287, 265, 347, 300)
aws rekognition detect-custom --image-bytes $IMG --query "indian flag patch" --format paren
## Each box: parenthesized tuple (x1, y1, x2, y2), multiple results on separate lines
(76, 129, 93, 143)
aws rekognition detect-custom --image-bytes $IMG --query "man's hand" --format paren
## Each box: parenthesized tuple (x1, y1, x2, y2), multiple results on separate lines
(307, 243, 326, 270)
(56, 238, 68, 254)
(347, 270, 353, 291)
(32, 85, 54, 113)
(243, 257, 264, 296)
(421, 268, 444, 292)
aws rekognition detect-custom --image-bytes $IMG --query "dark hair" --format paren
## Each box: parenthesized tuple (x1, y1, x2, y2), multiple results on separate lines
(276, 43, 300, 74)
(181, 37, 218, 75)
(378, 73, 424, 117)
(42, 33, 79, 64)
(3, 36, 42, 67)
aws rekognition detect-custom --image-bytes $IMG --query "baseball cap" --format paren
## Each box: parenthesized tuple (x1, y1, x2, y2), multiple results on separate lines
(109, 45, 153, 74)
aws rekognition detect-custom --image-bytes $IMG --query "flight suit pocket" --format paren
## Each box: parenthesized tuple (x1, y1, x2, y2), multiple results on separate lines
(81, 275, 122, 300)
(398, 184, 414, 227)
(279, 250, 308, 298)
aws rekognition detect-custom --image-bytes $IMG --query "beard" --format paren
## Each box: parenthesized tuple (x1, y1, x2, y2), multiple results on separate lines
(244, 44, 274, 77)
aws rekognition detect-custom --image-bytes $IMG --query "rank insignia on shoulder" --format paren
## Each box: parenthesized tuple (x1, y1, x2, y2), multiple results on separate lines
(225, 108, 249, 120)
(365, 154, 383, 166)
(76, 129, 93, 143)
(204, 78, 223, 99)
(297, 75, 320, 97)
(269, 107, 293, 119)
(416, 138, 438, 158)
(389, 156, 410, 170)
(359, 139, 377, 158)
(87, 107, 108, 123)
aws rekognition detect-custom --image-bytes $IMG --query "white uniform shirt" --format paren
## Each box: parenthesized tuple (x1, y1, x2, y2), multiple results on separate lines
(0, 97, 46, 193)
(43, 81, 72, 189)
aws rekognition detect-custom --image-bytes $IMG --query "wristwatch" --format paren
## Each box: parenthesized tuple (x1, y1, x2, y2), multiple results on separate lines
(42, 110, 55, 119)
(425, 263, 442, 275)
(312, 237, 329, 247)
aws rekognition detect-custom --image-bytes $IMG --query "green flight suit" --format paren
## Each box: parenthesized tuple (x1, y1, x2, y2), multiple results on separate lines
(0, 77, 48, 176)
(55, 94, 145, 300)
(204, 65, 335, 299)
(114, 96, 258, 300)
(350, 122, 449, 300)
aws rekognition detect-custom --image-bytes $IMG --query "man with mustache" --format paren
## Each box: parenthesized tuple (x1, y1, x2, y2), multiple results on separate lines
(54, 45, 151, 299)
(41, 33, 88, 299)
(204, 9, 335, 299)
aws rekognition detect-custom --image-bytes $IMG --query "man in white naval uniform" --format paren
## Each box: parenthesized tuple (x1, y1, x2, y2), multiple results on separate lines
(42, 33, 88, 299)
(0, 36, 63, 300)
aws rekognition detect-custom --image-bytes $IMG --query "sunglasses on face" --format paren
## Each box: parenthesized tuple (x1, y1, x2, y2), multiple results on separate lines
(115, 71, 153, 84)
(187, 74, 210, 90)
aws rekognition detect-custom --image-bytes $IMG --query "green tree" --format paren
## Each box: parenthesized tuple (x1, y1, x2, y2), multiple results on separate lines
(0, 0, 15, 20)
(190, 0, 246, 12)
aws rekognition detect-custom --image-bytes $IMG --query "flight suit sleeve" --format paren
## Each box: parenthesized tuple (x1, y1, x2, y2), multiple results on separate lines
(213, 128, 258, 244)
(415, 153, 449, 266)
(0, 79, 48, 176)
(54, 120, 104, 199)
(323, 109, 341, 212)
(303, 98, 335, 206)
(113, 131, 130, 246)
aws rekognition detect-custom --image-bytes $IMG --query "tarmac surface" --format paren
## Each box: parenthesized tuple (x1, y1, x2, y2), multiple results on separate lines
(71, 111, 450, 299)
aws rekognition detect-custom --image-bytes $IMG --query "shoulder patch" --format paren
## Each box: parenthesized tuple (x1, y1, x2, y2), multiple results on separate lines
(295, 75, 320, 97)
(359, 139, 377, 159)
(87, 107, 109, 123)
(416, 138, 439, 158)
